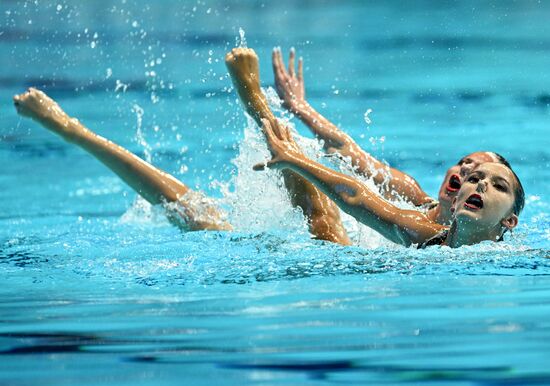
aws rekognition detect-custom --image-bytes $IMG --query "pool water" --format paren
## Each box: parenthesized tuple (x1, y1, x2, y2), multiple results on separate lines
(1, 1, 549, 385)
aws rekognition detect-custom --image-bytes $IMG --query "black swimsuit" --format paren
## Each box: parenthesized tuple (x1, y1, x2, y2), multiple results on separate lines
(417, 230, 448, 249)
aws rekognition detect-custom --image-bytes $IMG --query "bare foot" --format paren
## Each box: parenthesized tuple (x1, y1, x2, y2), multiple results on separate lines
(225, 47, 261, 93)
(13, 88, 77, 140)
(226, 48, 300, 153)
(14, 88, 66, 121)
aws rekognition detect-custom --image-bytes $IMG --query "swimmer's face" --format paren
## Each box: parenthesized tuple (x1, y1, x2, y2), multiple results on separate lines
(438, 152, 498, 205)
(451, 162, 518, 234)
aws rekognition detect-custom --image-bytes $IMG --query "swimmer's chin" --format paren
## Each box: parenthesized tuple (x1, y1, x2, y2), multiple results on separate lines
(453, 206, 484, 223)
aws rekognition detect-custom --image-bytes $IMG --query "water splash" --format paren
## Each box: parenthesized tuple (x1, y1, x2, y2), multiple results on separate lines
(364, 108, 373, 125)
(215, 87, 393, 248)
(123, 85, 418, 250)
(124, 104, 154, 222)
(222, 114, 307, 234)
(120, 198, 169, 226)
(164, 190, 229, 231)
(131, 104, 152, 163)
(237, 27, 247, 48)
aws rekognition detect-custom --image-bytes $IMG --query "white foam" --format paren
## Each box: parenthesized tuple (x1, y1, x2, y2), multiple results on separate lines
(221, 114, 308, 235)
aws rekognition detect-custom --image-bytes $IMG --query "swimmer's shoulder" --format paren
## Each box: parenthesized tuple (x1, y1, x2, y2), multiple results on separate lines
(416, 199, 440, 223)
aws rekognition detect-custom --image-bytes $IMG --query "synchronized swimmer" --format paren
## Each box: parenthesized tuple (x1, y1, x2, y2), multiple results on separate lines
(12, 47, 524, 248)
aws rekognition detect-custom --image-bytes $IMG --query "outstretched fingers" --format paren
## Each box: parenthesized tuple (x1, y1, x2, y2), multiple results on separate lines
(276, 47, 287, 77)
(298, 57, 303, 82)
(277, 120, 292, 142)
(284, 125, 294, 142)
(288, 47, 295, 77)
(272, 48, 279, 76)
(260, 118, 274, 138)
(273, 49, 285, 83)
(254, 119, 278, 171)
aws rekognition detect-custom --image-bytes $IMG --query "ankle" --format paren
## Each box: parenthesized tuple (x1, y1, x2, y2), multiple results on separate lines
(43, 114, 85, 143)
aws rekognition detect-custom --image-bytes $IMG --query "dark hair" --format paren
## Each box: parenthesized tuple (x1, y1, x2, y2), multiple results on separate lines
(492, 152, 511, 168)
(491, 152, 525, 216)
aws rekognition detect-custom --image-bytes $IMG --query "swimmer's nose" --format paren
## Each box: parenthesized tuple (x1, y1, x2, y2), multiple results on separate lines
(476, 180, 487, 193)
(13, 95, 20, 105)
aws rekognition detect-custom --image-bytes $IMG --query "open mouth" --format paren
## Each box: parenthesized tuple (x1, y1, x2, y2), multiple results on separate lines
(446, 174, 461, 193)
(464, 194, 483, 210)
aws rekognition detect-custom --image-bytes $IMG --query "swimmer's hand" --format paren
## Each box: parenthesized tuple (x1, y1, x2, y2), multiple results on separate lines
(272, 47, 305, 111)
(13, 88, 69, 123)
(254, 118, 302, 171)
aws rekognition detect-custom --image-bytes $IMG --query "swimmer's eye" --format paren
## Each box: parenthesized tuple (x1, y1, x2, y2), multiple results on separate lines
(467, 176, 479, 183)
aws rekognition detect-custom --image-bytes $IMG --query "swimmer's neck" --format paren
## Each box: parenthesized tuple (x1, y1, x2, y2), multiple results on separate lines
(444, 219, 502, 248)
(429, 201, 452, 225)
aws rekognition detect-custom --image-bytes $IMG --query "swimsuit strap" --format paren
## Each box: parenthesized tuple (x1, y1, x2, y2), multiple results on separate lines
(417, 229, 448, 249)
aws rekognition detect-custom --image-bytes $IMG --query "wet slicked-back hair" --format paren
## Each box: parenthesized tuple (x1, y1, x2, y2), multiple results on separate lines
(492, 152, 511, 168)
(491, 152, 525, 215)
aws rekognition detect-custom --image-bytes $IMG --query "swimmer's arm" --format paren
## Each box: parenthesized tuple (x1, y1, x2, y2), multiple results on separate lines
(259, 120, 444, 246)
(273, 48, 432, 206)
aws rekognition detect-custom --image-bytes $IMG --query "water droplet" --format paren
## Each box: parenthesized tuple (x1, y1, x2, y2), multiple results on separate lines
(238, 27, 247, 47)
(364, 108, 373, 125)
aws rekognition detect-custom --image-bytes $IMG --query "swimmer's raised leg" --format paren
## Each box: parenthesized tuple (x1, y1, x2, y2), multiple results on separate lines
(13, 88, 231, 231)
(225, 48, 351, 245)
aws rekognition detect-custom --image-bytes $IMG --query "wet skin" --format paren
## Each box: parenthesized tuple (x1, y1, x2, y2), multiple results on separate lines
(13, 50, 516, 248)
(13, 50, 352, 243)
(13, 88, 232, 231)
(258, 118, 519, 248)
(272, 47, 432, 206)
(433, 152, 499, 224)
(272, 48, 503, 227)
(448, 162, 519, 246)
(225, 48, 351, 245)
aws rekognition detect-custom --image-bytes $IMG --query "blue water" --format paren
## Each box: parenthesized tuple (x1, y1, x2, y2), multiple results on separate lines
(1, 1, 549, 385)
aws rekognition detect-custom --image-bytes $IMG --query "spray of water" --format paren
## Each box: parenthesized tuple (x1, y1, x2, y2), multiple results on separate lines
(121, 104, 158, 224)
(131, 104, 151, 163)
(221, 113, 307, 235)
(120, 83, 398, 248)
(218, 86, 394, 248)
(237, 27, 247, 48)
